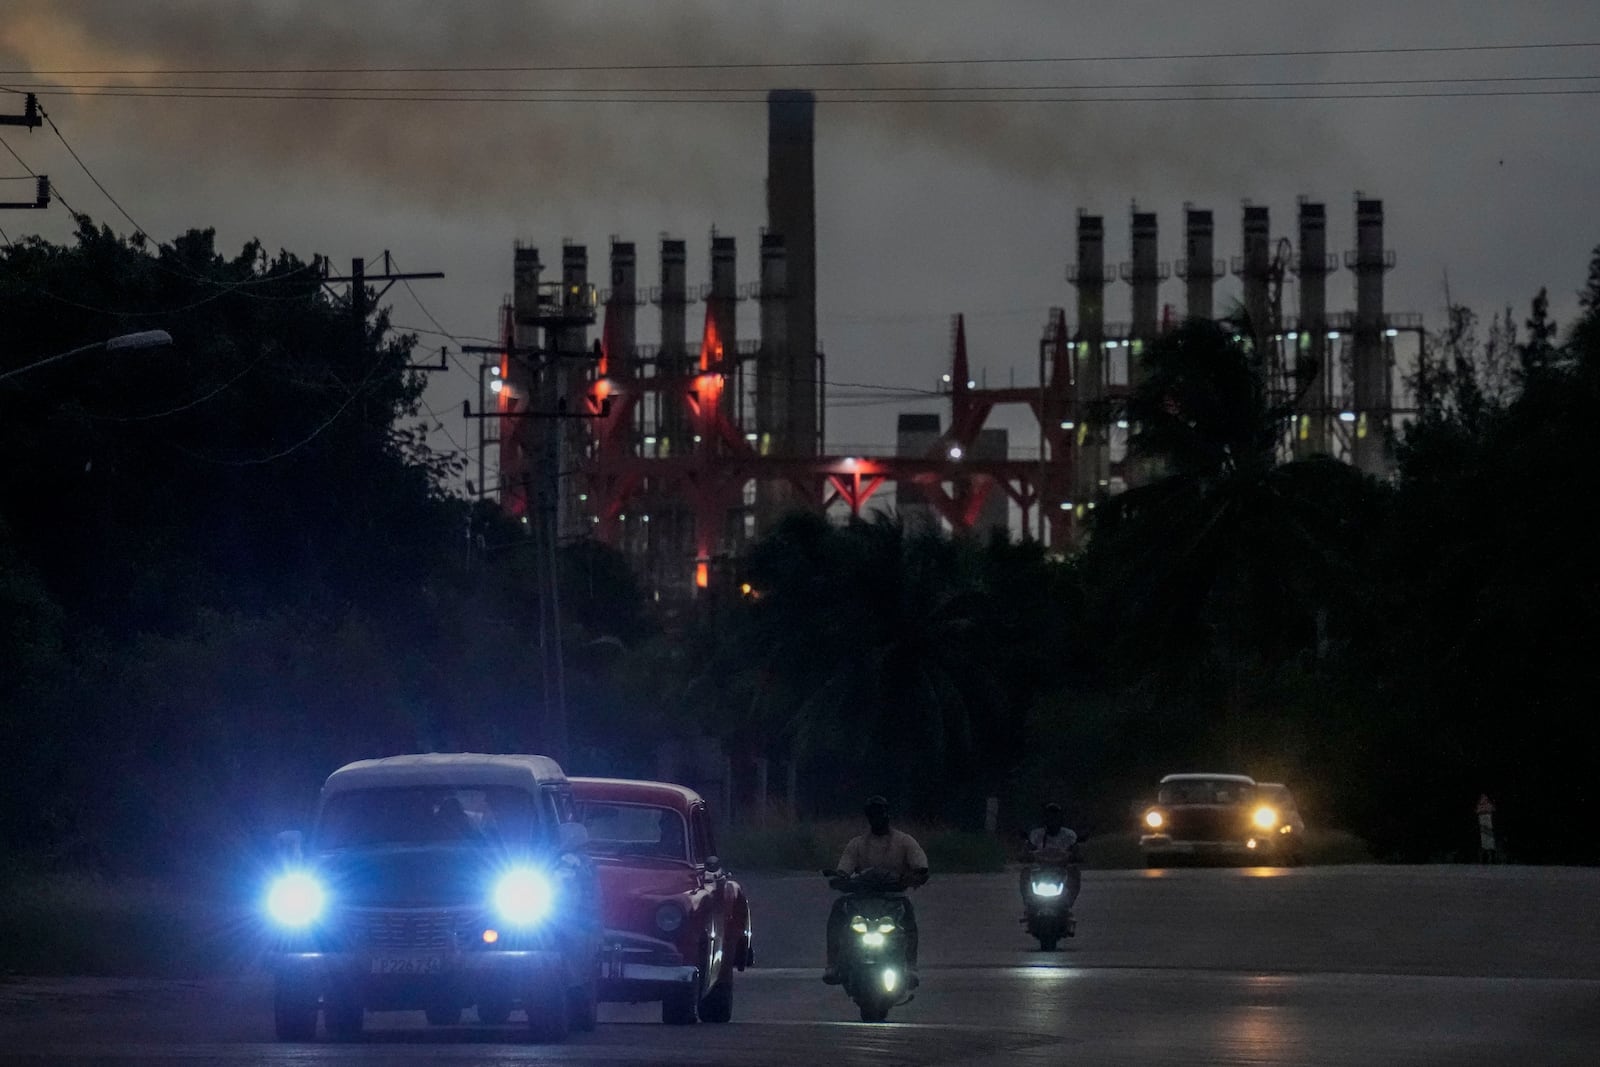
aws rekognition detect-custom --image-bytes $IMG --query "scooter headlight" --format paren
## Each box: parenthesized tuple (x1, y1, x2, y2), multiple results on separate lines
(849, 915, 869, 934)
(1030, 880, 1065, 898)
(861, 931, 886, 948)
(266, 871, 325, 928)
(494, 868, 554, 926)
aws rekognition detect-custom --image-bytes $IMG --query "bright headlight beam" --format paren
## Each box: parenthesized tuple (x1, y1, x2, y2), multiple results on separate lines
(1252, 806, 1279, 830)
(1145, 810, 1164, 830)
(494, 868, 554, 926)
(862, 931, 886, 948)
(1031, 881, 1065, 897)
(266, 872, 325, 928)
(882, 968, 899, 992)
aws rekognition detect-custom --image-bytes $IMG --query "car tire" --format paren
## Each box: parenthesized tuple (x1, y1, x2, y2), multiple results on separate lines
(661, 983, 699, 1025)
(324, 993, 364, 1042)
(425, 1004, 461, 1026)
(525, 980, 570, 1043)
(568, 971, 599, 1033)
(700, 969, 734, 1024)
(476, 1001, 512, 1025)
(272, 980, 318, 1042)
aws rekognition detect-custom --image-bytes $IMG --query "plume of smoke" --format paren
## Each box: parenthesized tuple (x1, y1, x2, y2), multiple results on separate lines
(1, 0, 1351, 219)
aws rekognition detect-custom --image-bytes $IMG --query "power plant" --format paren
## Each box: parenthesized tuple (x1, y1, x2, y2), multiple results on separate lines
(486, 91, 1422, 598)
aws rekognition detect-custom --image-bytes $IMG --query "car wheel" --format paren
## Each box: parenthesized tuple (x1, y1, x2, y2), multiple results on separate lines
(425, 1004, 461, 1026)
(272, 979, 318, 1042)
(525, 980, 570, 1043)
(661, 982, 699, 1025)
(700, 969, 734, 1024)
(567, 971, 599, 1033)
(476, 1000, 512, 1025)
(324, 992, 364, 1042)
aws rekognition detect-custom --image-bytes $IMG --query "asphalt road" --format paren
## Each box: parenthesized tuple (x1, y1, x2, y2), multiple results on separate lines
(2, 865, 1597, 1065)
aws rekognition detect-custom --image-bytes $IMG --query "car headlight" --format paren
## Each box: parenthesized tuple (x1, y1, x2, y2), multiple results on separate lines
(1252, 806, 1279, 831)
(266, 871, 325, 928)
(1145, 810, 1164, 830)
(1031, 880, 1065, 897)
(655, 903, 685, 934)
(494, 868, 554, 926)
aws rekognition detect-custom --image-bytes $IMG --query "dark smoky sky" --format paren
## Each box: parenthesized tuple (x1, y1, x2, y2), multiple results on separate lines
(5, 0, 1600, 462)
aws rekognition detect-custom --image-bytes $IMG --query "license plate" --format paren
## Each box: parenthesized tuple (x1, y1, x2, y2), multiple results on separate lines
(370, 956, 444, 975)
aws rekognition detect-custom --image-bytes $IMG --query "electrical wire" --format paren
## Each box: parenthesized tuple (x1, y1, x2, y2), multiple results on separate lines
(85, 350, 268, 422)
(6, 38, 1599, 75)
(9, 72, 1600, 94)
(14, 87, 1600, 104)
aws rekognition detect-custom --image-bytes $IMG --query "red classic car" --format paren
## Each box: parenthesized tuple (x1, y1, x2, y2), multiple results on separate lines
(570, 777, 752, 1025)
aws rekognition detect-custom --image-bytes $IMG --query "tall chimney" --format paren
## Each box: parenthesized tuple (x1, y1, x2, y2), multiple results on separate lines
(1238, 205, 1272, 351)
(607, 240, 637, 380)
(1349, 198, 1393, 476)
(1294, 202, 1331, 456)
(767, 90, 818, 465)
(1181, 206, 1217, 320)
(1124, 210, 1163, 384)
(709, 233, 738, 422)
(1069, 213, 1108, 500)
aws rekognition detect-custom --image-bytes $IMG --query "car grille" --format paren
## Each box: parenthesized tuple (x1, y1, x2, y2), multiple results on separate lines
(346, 908, 461, 951)
(1165, 808, 1244, 842)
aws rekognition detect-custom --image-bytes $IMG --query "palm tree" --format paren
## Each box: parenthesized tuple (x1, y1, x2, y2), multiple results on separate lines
(1085, 319, 1382, 763)
(714, 513, 1005, 813)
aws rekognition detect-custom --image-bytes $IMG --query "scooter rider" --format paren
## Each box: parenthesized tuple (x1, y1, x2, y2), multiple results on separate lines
(823, 796, 929, 985)
(1021, 802, 1081, 912)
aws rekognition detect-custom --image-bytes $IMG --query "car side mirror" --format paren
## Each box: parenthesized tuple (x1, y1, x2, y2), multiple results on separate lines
(705, 854, 723, 873)
(274, 830, 304, 862)
(558, 822, 589, 854)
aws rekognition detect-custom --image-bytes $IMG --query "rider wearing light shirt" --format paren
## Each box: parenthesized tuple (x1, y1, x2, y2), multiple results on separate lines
(823, 796, 928, 984)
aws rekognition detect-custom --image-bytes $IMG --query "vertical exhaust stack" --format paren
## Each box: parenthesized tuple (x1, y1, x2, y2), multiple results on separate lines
(766, 90, 818, 471)
(709, 234, 738, 423)
(755, 233, 789, 532)
(558, 244, 590, 540)
(1068, 213, 1108, 501)
(1236, 205, 1273, 354)
(1293, 202, 1332, 457)
(1349, 198, 1394, 476)
(503, 244, 544, 518)
(1123, 210, 1164, 384)
(657, 238, 689, 447)
(1179, 206, 1218, 321)
(608, 240, 637, 380)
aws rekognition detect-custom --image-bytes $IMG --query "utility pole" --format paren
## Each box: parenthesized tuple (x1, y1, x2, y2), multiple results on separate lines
(2, 96, 49, 211)
(322, 251, 445, 360)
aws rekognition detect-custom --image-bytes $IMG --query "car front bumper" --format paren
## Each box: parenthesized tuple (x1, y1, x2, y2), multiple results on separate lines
(597, 930, 698, 1002)
(1140, 834, 1293, 858)
(273, 949, 565, 1010)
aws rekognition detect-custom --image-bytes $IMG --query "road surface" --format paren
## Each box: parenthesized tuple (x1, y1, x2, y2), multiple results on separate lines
(2, 865, 1597, 1065)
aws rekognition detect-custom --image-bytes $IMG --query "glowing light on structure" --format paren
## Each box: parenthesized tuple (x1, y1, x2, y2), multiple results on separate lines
(695, 563, 709, 589)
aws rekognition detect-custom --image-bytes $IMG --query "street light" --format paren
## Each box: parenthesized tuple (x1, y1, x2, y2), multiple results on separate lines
(0, 329, 172, 385)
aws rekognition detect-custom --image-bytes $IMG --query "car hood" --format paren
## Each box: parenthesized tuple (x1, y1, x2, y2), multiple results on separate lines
(593, 858, 698, 900)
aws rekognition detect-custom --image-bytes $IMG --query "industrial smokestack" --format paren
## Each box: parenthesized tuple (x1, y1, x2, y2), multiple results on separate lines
(1349, 198, 1393, 475)
(766, 90, 817, 465)
(1294, 202, 1331, 456)
(1124, 210, 1163, 383)
(1069, 213, 1107, 500)
(608, 240, 637, 380)
(709, 233, 738, 421)
(1181, 207, 1217, 321)
(1238, 205, 1272, 348)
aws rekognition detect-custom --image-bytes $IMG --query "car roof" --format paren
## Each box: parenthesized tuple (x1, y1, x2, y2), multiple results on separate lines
(1256, 782, 1293, 794)
(323, 753, 567, 796)
(1159, 773, 1258, 785)
(570, 776, 703, 809)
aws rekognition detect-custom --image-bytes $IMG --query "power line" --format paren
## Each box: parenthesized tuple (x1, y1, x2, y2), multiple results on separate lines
(14, 86, 1600, 104)
(6, 38, 1600, 75)
(10, 73, 1600, 94)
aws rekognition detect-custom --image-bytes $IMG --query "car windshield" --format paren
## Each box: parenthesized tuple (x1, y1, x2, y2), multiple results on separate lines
(1159, 780, 1255, 805)
(315, 786, 540, 850)
(577, 802, 689, 861)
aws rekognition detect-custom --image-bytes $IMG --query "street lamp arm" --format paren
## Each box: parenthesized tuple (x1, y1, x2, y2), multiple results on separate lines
(0, 330, 172, 385)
